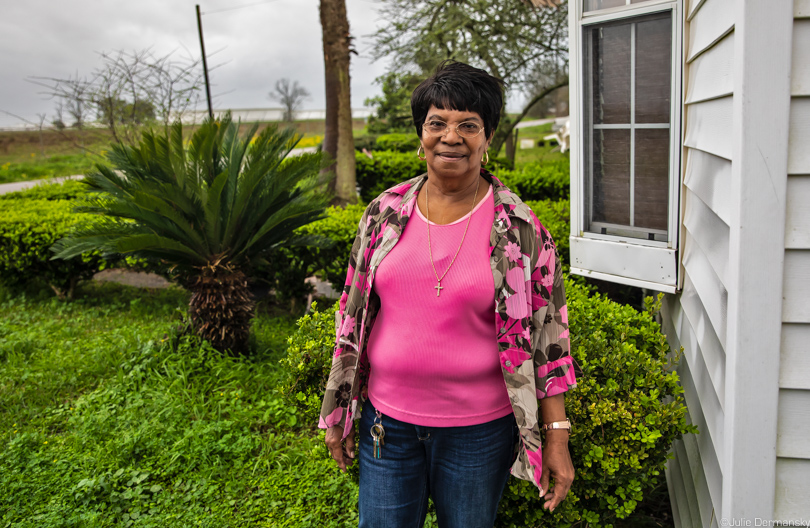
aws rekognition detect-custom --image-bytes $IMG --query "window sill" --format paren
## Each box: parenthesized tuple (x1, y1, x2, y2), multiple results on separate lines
(569, 236, 678, 293)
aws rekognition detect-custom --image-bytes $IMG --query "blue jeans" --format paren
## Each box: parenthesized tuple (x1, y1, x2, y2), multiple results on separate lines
(358, 399, 517, 528)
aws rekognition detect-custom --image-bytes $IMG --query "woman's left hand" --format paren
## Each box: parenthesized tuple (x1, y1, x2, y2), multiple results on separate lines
(538, 430, 574, 512)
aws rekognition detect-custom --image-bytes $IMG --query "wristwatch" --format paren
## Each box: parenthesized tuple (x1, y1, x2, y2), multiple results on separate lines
(542, 419, 572, 432)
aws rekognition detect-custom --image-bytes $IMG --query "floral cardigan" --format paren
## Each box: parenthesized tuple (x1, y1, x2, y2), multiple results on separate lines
(318, 169, 577, 489)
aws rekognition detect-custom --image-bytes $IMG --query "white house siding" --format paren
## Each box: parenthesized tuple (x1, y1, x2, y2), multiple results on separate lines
(662, 0, 734, 523)
(775, 4, 810, 518)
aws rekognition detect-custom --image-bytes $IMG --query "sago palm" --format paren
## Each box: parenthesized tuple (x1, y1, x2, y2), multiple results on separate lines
(51, 115, 330, 354)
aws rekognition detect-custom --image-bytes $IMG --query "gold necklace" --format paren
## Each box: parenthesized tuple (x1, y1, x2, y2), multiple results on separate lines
(425, 176, 481, 297)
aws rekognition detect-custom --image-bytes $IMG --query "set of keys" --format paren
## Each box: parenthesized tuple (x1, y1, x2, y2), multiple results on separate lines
(370, 409, 385, 459)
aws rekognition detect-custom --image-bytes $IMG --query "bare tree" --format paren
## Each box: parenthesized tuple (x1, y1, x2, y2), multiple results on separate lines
(52, 103, 66, 130)
(36, 113, 47, 156)
(50, 73, 94, 129)
(30, 48, 203, 146)
(320, 0, 357, 205)
(270, 78, 310, 122)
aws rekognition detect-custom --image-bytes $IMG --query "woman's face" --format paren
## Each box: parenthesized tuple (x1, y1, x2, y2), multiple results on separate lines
(420, 105, 492, 180)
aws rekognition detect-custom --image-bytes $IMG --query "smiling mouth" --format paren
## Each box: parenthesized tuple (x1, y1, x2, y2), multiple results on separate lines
(436, 152, 466, 160)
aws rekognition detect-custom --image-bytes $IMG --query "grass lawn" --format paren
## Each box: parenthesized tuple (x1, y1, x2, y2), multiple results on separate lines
(0, 129, 110, 184)
(511, 123, 570, 167)
(0, 280, 359, 527)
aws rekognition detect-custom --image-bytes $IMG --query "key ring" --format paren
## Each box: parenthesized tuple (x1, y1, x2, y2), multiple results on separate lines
(370, 423, 385, 440)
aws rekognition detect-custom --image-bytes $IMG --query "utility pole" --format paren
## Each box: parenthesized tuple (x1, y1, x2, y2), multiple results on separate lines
(196, 4, 214, 119)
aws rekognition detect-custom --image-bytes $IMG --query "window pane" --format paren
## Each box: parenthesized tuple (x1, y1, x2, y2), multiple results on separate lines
(590, 129, 631, 226)
(584, 0, 626, 11)
(634, 128, 670, 231)
(582, 10, 673, 241)
(635, 14, 672, 123)
(588, 23, 631, 124)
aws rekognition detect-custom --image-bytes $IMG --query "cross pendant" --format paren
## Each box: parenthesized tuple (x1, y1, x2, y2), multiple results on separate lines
(434, 281, 444, 297)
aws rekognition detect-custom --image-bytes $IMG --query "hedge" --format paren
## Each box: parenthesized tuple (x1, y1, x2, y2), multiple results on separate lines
(374, 133, 421, 153)
(355, 150, 425, 203)
(492, 159, 570, 201)
(2, 172, 569, 307)
(262, 204, 366, 307)
(0, 198, 108, 299)
(281, 283, 694, 527)
(295, 204, 367, 287)
(0, 181, 160, 298)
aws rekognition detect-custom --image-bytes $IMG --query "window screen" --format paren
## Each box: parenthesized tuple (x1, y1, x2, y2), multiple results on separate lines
(583, 11, 672, 241)
(584, 0, 663, 13)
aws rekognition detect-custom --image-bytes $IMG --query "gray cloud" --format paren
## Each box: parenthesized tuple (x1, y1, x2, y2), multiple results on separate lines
(0, 0, 391, 128)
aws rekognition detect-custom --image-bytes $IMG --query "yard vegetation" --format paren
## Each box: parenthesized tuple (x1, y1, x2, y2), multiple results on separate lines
(0, 115, 689, 527)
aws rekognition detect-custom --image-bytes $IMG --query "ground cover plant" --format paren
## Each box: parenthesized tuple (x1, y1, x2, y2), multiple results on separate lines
(0, 280, 359, 527)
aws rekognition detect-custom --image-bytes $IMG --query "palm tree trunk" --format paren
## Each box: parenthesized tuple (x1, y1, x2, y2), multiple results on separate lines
(320, 0, 357, 205)
(187, 265, 254, 355)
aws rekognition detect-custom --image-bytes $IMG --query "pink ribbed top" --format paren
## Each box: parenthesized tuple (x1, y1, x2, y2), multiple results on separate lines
(366, 182, 513, 426)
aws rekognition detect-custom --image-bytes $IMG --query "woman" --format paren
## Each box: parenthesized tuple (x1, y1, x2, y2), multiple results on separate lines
(319, 61, 577, 527)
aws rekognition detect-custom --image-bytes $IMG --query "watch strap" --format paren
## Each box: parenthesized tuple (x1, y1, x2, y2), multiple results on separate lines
(542, 419, 572, 432)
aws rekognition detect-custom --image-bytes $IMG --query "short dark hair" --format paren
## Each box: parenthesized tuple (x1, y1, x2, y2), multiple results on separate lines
(410, 60, 505, 139)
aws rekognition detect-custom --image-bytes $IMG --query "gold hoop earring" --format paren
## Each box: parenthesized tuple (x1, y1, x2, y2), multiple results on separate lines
(417, 145, 426, 161)
(482, 150, 489, 165)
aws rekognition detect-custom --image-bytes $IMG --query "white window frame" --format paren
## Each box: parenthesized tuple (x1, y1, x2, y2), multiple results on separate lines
(569, 0, 683, 293)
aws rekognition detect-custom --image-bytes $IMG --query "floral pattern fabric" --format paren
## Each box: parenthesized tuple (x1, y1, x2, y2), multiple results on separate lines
(318, 169, 577, 490)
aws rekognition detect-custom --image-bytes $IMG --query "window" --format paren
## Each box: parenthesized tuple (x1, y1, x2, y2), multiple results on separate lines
(584, 11, 672, 241)
(569, 0, 682, 292)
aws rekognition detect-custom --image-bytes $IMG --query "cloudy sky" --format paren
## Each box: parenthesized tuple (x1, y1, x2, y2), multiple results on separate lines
(0, 0, 393, 128)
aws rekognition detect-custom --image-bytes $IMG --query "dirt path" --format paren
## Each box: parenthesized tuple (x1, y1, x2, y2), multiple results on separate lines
(0, 174, 85, 195)
(93, 269, 173, 289)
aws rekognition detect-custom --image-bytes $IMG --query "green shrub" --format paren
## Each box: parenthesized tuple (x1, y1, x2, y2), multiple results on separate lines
(375, 133, 421, 153)
(355, 150, 425, 203)
(0, 198, 108, 299)
(278, 300, 340, 424)
(353, 133, 379, 152)
(0, 182, 165, 297)
(493, 159, 570, 201)
(261, 204, 364, 309)
(496, 284, 695, 527)
(296, 204, 365, 287)
(525, 199, 570, 267)
(281, 283, 694, 528)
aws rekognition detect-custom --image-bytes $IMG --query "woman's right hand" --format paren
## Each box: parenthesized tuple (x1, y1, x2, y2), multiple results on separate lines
(325, 424, 356, 472)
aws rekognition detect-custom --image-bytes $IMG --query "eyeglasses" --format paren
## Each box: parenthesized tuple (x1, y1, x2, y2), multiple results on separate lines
(422, 119, 485, 139)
